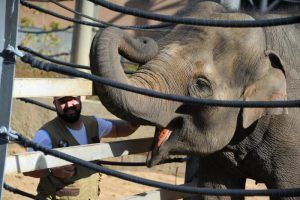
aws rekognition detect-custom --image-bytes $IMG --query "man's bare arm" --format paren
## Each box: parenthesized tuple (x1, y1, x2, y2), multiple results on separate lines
(105, 120, 139, 138)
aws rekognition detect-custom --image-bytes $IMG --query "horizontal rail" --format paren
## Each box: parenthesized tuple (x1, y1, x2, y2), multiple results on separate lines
(13, 78, 92, 98)
(5, 137, 152, 174)
(122, 183, 196, 200)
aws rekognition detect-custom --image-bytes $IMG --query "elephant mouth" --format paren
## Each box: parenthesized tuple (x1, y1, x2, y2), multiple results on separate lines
(146, 118, 183, 167)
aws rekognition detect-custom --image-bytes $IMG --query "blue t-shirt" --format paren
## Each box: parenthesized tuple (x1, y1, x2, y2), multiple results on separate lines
(29, 118, 113, 150)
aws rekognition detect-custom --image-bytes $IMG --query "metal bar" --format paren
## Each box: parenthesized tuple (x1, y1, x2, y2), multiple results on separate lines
(71, 0, 95, 67)
(0, 0, 20, 198)
(220, 0, 241, 11)
(260, 0, 269, 12)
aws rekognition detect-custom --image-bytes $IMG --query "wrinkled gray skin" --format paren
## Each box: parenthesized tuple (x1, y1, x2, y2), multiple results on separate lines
(90, 1, 300, 199)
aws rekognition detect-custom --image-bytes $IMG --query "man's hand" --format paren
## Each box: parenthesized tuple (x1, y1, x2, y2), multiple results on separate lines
(51, 165, 76, 179)
(24, 169, 49, 178)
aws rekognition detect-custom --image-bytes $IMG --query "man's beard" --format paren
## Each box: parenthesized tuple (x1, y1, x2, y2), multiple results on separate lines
(57, 105, 81, 123)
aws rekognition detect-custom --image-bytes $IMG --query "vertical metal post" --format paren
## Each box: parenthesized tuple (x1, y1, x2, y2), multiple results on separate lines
(71, 0, 95, 100)
(71, 0, 95, 67)
(260, 0, 269, 12)
(220, 0, 241, 11)
(0, 0, 19, 198)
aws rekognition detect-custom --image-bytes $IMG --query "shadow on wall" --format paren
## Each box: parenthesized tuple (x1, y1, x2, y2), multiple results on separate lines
(104, 0, 185, 39)
(11, 97, 155, 140)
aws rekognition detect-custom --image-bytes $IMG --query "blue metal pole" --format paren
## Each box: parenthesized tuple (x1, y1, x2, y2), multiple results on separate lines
(0, 0, 20, 199)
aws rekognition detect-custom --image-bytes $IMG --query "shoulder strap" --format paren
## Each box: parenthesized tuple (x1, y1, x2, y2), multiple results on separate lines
(41, 117, 79, 148)
(81, 115, 99, 143)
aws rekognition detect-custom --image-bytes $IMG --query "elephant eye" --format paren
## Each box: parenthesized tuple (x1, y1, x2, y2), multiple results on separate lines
(188, 77, 212, 98)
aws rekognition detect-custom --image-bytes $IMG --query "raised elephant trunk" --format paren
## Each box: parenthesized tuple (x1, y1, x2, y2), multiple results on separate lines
(90, 27, 160, 124)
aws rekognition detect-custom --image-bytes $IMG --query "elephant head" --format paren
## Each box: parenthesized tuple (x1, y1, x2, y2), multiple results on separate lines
(90, 1, 288, 167)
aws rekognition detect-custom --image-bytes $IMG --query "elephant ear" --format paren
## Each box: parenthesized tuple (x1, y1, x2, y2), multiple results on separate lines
(242, 53, 288, 128)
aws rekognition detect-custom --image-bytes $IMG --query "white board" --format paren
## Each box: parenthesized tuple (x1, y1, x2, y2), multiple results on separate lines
(13, 78, 92, 98)
(5, 138, 152, 174)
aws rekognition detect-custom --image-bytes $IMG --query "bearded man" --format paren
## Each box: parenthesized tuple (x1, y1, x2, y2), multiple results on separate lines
(24, 96, 139, 200)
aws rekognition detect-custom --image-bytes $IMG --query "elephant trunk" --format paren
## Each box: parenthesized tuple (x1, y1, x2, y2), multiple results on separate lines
(90, 27, 161, 124)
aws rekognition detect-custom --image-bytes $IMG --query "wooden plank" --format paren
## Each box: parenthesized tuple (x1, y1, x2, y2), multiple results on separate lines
(5, 138, 152, 174)
(13, 78, 92, 98)
(122, 183, 197, 200)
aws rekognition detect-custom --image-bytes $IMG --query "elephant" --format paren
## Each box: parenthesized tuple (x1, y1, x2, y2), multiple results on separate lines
(90, 1, 300, 199)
